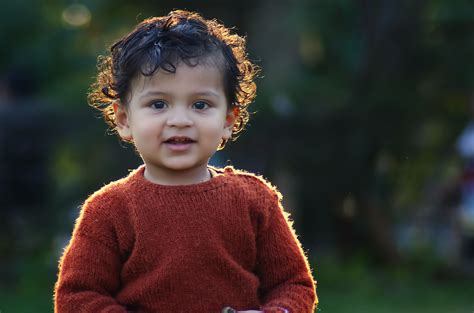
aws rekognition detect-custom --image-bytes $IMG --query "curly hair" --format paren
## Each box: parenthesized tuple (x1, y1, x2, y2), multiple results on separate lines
(88, 10, 259, 148)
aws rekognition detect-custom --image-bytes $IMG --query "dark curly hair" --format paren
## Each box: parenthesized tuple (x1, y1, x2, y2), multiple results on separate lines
(88, 10, 259, 148)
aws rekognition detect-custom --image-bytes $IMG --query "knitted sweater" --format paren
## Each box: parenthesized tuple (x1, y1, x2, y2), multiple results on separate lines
(54, 165, 317, 313)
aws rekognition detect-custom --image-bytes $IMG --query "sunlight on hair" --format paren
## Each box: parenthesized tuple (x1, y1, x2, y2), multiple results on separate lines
(62, 4, 91, 28)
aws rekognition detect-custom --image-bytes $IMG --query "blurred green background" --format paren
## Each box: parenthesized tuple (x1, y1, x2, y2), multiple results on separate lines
(1, 0, 474, 312)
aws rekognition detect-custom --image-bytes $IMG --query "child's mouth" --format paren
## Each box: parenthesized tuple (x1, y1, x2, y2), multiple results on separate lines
(164, 137, 196, 151)
(164, 137, 196, 144)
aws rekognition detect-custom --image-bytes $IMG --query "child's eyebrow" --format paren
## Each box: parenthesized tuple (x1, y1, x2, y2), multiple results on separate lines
(193, 91, 220, 98)
(139, 91, 168, 100)
(139, 90, 221, 100)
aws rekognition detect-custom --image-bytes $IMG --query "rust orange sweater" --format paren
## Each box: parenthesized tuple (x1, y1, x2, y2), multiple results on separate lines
(54, 165, 317, 313)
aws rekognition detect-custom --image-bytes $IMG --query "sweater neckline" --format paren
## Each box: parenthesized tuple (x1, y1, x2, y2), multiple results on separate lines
(130, 165, 232, 193)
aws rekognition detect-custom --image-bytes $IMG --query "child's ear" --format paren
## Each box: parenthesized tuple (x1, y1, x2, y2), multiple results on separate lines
(222, 108, 237, 140)
(113, 101, 133, 141)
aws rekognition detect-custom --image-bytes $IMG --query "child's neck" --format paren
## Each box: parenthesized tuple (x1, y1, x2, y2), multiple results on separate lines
(143, 164, 212, 186)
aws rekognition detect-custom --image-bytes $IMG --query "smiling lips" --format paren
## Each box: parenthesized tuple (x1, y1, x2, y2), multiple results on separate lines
(163, 136, 196, 151)
(164, 136, 196, 144)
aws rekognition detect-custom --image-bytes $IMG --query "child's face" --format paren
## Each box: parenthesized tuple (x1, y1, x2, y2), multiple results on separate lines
(114, 62, 234, 184)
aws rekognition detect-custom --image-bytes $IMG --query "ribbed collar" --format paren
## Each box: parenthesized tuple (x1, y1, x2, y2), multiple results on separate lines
(128, 165, 235, 194)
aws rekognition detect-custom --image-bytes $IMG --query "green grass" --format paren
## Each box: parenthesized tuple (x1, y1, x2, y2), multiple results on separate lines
(314, 256, 474, 313)
(0, 252, 56, 313)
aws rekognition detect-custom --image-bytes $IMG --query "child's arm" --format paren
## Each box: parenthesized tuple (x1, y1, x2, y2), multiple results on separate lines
(55, 235, 129, 312)
(255, 189, 317, 313)
(54, 194, 130, 313)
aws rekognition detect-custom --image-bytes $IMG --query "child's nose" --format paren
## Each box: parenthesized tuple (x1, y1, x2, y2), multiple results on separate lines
(165, 107, 193, 127)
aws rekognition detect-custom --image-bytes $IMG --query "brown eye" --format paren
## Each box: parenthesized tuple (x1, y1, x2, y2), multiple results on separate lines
(150, 100, 167, 109)
(192, 101, 209, 110)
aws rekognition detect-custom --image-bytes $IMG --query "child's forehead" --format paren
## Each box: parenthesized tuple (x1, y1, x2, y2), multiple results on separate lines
(130, 62, 225, 95)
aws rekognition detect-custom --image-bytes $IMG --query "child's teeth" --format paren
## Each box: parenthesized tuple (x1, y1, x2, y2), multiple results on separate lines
(170, 138, 190, 143)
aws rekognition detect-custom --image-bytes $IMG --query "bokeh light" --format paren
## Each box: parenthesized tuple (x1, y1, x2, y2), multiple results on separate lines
(61, 4, 91, 28)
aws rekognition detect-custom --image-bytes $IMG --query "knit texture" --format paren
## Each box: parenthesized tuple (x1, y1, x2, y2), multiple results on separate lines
(54, 165, 317, 313)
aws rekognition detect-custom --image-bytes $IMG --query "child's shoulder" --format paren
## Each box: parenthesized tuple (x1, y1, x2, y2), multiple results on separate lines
(83, 166, 141, 207)
(214, 165, 283, 202)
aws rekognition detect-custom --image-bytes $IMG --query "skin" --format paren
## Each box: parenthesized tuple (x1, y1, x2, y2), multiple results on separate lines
(114, 62, 236, 186)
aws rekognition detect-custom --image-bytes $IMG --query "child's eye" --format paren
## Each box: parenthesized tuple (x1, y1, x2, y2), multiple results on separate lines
(192, 101, 210, 110)
(150, 100, 167, 110)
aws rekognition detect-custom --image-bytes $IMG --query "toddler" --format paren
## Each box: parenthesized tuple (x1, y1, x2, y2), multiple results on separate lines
(54, 9, 317, 313)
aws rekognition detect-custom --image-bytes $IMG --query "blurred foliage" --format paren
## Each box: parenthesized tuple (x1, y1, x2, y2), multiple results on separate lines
(2, 0, 474, 311)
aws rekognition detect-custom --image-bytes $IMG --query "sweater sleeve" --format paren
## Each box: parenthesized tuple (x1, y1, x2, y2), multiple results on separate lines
(254, 183, 317, 313)
(54, 192, 129, 313)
